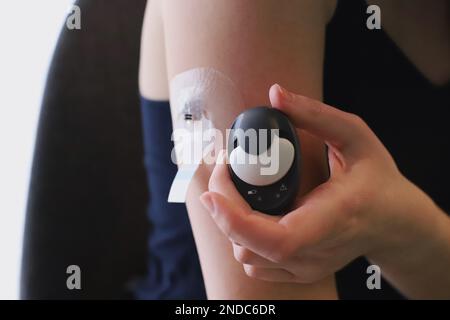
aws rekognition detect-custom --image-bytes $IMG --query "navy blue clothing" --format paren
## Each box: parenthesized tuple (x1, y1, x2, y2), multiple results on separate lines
(134, 99, 206, 299)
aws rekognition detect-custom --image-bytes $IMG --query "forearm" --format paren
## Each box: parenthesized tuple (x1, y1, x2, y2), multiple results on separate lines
(368, 179, 450, 299)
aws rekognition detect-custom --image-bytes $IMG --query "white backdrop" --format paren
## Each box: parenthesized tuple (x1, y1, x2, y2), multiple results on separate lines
(0, 0, 74, 299)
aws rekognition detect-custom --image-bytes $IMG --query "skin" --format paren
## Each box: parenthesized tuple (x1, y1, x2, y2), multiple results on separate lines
(201, 84, 450, 299)
(139, 0, 449, 299)
(141, 0, 338, 299)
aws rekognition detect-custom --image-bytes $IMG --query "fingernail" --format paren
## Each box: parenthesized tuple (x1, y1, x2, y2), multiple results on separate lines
(216, 149, 227, 165)
(200, 193, 215, 215)
(277, 84, 292, 102)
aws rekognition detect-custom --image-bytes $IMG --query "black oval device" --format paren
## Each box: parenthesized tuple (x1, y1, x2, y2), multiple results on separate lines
(227, 106, 301, 215)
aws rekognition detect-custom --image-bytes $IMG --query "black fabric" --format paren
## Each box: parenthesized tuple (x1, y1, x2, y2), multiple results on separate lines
(324, 0, 450, 299)
(21, 0, 148, 299)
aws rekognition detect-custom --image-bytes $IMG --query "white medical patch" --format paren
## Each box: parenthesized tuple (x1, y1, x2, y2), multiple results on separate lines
(168, 67, 244, 203)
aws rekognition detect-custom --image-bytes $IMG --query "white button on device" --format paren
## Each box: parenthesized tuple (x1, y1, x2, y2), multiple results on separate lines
(229, 136, 295, 186)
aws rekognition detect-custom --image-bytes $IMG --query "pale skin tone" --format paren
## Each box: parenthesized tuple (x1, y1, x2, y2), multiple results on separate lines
(201, 84, 450, 299)
(140, 0, 449, 299)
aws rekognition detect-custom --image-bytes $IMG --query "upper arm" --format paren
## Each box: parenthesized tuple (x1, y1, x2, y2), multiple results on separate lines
(164, 0, 329, 102)
(161, 0, 338, 299)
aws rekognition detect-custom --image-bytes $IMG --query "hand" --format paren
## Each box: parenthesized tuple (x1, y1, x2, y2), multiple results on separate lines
(199, 84, 445, 286)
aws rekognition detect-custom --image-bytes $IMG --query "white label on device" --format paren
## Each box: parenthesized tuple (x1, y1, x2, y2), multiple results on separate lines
(229, 136, 294, 186)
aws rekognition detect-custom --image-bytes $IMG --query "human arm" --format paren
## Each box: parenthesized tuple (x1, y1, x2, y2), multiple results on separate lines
(161, 0, 338, 299)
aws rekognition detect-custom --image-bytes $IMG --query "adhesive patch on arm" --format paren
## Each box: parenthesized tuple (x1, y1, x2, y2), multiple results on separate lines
(168, 67, 245, 203)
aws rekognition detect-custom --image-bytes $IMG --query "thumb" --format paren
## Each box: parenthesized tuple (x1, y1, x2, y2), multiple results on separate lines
(200, 191, 289, 261)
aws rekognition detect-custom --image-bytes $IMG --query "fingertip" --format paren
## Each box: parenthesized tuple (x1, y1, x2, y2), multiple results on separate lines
(209, 192, 251, 223)
(269, 83, 282, 96)
(270, 83, 296, 112)
(200, 192, 215, 213)
(202, 191, 233, 220)
(216, 149, 227, 165)
(269, 83, 284, 109)
(208, 191, 227, 209)
(206, 191, 227, 209)
(210, 151, 231, 187)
